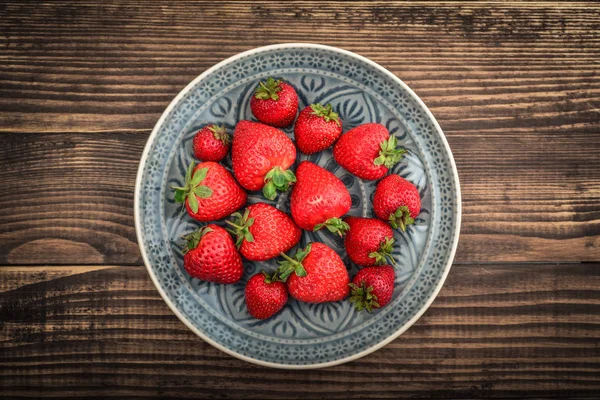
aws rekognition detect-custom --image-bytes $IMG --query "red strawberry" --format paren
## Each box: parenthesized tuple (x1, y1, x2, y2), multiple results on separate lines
(373, 174, 421, 231)
(344, 217, 395, 267)
(245, 271, 288, 319)
(290, 161, 351, 235)
(232, 120, 297, 200)
(294, 103, 342, 154)
(183, 225, 243, 284)
(250, 77, 298, 128)
(172, 161, 246, 222)
(192, 124, 231, 162)
(333, 123, 406, 180)
(349, 265, 395, 312)
(278, 242, 350, 303)
(227, 203, 301, 261)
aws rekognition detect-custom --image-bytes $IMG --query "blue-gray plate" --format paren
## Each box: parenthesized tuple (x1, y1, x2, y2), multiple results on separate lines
(134, 43, 461, 369)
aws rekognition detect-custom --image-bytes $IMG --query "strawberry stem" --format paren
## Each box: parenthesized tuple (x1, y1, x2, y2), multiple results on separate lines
(263, 166, 296, 200)
(373, 136, 407, 169)
(275, 244, 312, 281)
(227, 209, 255, 248)
(389, 205, 415, 232)
(313, 217, 350, 237)
(368, 237, 396, 265)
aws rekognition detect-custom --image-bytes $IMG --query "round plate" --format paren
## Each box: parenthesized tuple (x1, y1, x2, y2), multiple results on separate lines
(134, 43, 461, 369)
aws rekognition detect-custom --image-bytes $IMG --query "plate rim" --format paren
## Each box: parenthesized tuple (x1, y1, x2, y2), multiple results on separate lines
(134, 43, 462, 369)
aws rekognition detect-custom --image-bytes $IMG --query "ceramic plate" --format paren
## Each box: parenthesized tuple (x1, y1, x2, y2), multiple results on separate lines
(134, 43, 461, 369)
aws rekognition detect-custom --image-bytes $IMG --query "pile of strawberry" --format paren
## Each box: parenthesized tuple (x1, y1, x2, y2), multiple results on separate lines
(172, 77, 421, 320)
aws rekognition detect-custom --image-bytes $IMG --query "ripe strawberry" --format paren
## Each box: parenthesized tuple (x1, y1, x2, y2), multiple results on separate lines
(183, 225, 243, 284)
(192, 124, 231, 162)
(333, 123, 406, 180)
(172, 161, 246, 222)
(250, 77, 298, 128)
(290, 161, 351, 235)
(232, 120, 297, 200)
(227, 203, 301, 261)
(349, 265, 395, 312)
(373, 174, 421, 231)
(277, 242, 350, 303)
(344, 217, 396, 267)
(245, 271, 288, 319)
(294, 103, 342, 154)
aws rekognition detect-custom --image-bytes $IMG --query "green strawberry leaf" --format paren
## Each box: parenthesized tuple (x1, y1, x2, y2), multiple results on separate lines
(262, 181, 277, 200)
(349, 281, 380, 313)
(313, 217, 350, 237)
(190, 167, 208, 186)
(254, 77, 282, 101)
(174, 189, 186, 203)
(275, 243, 312, 282)
(226, 208, 255, 248)
(193, 185, 213, 199)
(185, 161, 195, 183)
(374, 136, 407, 169)
(310, 103, 341, 126)
(262, 166, 295, 200)
(187, 192, 199, 214)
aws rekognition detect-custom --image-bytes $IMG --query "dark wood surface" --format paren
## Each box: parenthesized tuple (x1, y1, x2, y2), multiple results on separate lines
(1, 1, 599, 398)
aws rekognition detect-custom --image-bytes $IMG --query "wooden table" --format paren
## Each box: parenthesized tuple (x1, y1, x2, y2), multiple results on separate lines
(1, 2, 599, 398)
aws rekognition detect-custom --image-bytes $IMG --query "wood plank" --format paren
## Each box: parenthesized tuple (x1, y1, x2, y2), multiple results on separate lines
(0, 2, 599, 133)
(1, 263, 599, 398)
(0, 130, 598, 265)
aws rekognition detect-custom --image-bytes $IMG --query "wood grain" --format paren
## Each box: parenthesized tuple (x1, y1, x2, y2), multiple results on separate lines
(1, 263, 599, 399)
(0, 2, 599, 133)
(2, 1, 600, 398)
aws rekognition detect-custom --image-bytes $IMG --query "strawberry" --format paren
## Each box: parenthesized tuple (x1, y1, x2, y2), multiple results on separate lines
(373, 174, 421, 231)
(290, 161, 351, 235)
(183, 225, 243, 284)
(232, 120, 297, 200)
(277, 242, 350, 303)
(172, 161, 246, 222)
(192, 124, 231, 162)
(349, 265, 395, 312)
(344, 217, 396, 267)
(250, 77, 298, 128)
(227, 203, 301, 261)
(294, 103, 342, 154)
(245, 271, 288, 319)
(333, 123, 406, 180)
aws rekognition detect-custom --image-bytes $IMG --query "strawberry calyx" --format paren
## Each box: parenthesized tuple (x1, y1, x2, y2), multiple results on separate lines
(313, 217, 350, 237)
(276, 243, 311, 282)
(349, 281, 381, 312)
(208, 125, 230, 145)
(172, 161, 213, 214)
(368, 237, 396, 265)
(261, 270, 283, 285)
(182, 226, 213, 254)
(389, 205, 415, 232)
(226, 208, 255, 248)
(310, 103, 341, 126)
(254, 77, 283, 101)
(263, 166, 296, 200)
(373, 136, 407, 169)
